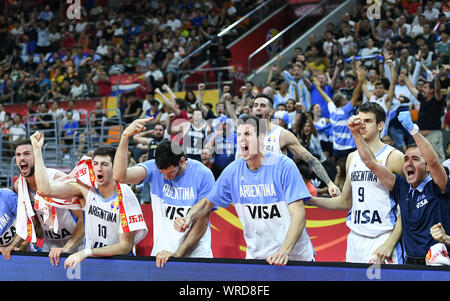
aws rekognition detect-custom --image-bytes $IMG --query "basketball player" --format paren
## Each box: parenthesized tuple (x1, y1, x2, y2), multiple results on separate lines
(175, 115, 315, 265)
(251, 94, 341, 197)
(349, 111, 450, 264)
(0, 189, 19, 248)
(113, 117, 216, 268)
(0, 139, 84, 266)
(308, 102, 405, 263)
(361, 58, 397, 138)
(30, 132, 147, 269)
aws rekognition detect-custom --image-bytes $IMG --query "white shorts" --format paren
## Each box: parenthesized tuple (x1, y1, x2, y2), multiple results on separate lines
(346, 230, 404, 264)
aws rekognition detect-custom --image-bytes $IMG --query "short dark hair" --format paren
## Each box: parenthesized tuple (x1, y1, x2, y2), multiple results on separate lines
(358, 102, 386, 125)
(93, 146, 116, 163)
(236, 114, 266, 137)
(332, 93, 346, 107)
(14, 138, 32, 151)
(175, 98, 187, 110)
(254, 93, 274, 108)
(155, 140, 185, 169)
(405, 143, 418, 152)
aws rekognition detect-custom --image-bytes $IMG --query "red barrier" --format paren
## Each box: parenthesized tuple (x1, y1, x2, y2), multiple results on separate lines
(136, 204, 348, 262)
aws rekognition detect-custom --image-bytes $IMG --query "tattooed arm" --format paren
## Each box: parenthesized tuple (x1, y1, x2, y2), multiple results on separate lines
(281, 128, 341, 197)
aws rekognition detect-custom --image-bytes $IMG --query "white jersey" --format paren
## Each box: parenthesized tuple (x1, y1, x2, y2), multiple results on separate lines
(347, 144, 400, 237)
(263, 124, 283, 154)
(35, 206, 80, 251)
(32, 168, 81, 252)
(83, 188, 122, 249)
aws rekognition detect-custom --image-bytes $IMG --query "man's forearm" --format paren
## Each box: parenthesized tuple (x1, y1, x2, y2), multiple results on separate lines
(186, 198, 215, 225)
(62, 219, 85, 253)
(173, 214, 210, 257)
(113, 135, 131, 182)
(307, 157, 332, 186)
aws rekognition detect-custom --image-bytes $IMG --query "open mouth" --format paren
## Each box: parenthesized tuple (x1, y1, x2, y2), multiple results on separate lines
(19, 162, 29, 174)
(241, 145, 250, 156)
(406, 168, 415, 179)
(96, 174, 104, 182)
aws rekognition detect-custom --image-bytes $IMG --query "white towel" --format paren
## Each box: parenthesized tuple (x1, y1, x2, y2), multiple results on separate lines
(16, 175, 37, 242)
(426, 243, 450, 266)
(16, 168, 78, 242)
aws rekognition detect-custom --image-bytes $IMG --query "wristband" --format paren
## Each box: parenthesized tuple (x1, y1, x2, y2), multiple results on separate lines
(409, 124, 419, 136)
(82, 248, 92, 257)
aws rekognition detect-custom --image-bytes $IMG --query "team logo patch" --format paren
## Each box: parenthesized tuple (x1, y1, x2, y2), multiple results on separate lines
(111, 200, 120, 212)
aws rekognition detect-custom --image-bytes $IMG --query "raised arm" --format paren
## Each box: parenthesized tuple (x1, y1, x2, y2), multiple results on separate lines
(282, 129, 341, 197)
(433, 70, 442, 101)
(398, 111, 447, 192)
(384, 59, 397, 110)
(313, 78, 332, 104)
(155, 87, 179, 116)
(403, 71, 419, 99)
(113, 118, 152, 185)
(30, 131, 85, 200)
(196, 83, 209, 118)
(347, 116, 397, 191)
(350, 62, 367, 107)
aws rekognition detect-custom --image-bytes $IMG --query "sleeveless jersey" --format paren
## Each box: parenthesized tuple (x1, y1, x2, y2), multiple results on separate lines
(183, 123, 208, 158)
(263, 124, 283, 154)
(83, 188, 123, 249)
(347, 144, 400, 237)
(32, 168, 80, 251)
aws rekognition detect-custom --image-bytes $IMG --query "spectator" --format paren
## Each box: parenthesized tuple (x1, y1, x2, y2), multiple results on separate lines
(145, 63, 164, 90)
(124, 49, 138, 73)
(9, 113, 26, 143)
(303, 73, 334, 120)
(155, 85, 189, 144)
(161, 49, 181, 88)
(404, 69, 446, 162)
(121, 91, 143, 125)
(33, 103, 55, 137)
(69, 77, 88, 99)
(338, 25, 356, 57)
(435, 29, 450, 65)
(61, 110, 79, 155)
(200, 147, 222, 180)
(314, 64, 365, 160)
(109, 54, 125, 75)
(423, 0, 440, 24)
(205, 116, 236, 176)
(297, 113, 326, 163)
(18, 77, 40, 102)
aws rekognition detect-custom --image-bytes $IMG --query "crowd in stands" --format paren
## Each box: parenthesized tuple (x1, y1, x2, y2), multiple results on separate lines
(0, 0, 449, 203)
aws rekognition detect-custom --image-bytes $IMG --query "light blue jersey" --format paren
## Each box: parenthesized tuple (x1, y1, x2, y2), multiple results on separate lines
(138, 158, 215, 257)
(0, 189, 17, 247)
(207, 152, 315, 261)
